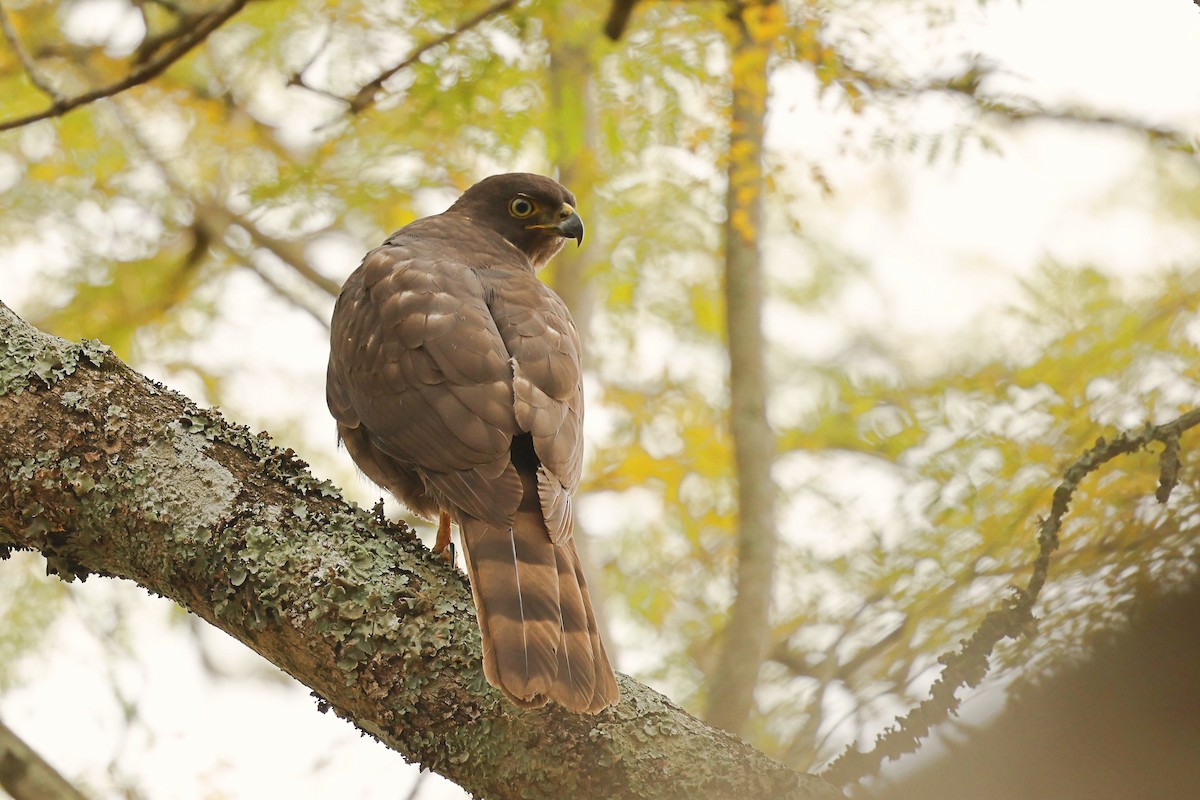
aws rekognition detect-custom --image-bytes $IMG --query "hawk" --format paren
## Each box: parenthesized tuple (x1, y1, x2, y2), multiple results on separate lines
(326, 173, 620, 713)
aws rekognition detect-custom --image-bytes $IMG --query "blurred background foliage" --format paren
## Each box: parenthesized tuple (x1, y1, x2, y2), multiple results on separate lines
(2, 0, 1199, 796)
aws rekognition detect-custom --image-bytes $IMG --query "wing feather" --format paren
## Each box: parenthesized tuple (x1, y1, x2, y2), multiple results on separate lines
(327, 234, 522, 523)
(482, 268, 585, 498)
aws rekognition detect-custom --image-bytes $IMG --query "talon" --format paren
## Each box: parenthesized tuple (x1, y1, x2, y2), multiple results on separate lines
(432, 510, 455, 564)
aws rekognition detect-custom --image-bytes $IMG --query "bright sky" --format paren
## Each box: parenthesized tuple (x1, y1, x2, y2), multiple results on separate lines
(2, 1, 1199, 798)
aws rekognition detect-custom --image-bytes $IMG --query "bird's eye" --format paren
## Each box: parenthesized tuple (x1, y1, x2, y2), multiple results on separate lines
(509, 196, 536, 218)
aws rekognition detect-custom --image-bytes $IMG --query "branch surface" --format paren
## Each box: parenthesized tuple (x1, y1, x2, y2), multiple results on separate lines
(0, 302, 841, 800)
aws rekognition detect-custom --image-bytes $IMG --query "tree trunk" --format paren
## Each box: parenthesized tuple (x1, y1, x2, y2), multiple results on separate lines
(705, 1, 780, 736)
(543, 1, 618, 665)
(544, 3, 602, 342)
(0, 301, 840, 800)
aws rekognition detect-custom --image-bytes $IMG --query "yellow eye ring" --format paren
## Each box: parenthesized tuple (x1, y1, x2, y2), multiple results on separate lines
(509, 196, 536, 218)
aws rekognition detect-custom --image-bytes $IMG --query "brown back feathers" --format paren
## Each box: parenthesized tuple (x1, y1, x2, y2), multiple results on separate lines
(326, 173, 619, 712)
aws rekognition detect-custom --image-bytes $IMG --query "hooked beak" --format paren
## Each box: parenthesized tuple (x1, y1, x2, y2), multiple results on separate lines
(529, 203, 585, 246)
(556, 204, 585, 246)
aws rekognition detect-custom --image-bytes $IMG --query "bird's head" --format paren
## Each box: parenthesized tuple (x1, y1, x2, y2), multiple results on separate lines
(448, 173, 584, 270)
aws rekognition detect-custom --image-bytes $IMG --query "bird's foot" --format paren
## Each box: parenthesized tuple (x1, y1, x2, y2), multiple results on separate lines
(432, 510, 456, 565)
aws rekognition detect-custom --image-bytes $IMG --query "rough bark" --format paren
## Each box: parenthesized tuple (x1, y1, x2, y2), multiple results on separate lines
(705, 3, 780, 735)
(0, 301, 841, 800)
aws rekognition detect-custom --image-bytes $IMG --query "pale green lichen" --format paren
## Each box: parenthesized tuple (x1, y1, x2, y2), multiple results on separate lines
(0, 306, 108, 396)
(131, 424, 240, 531)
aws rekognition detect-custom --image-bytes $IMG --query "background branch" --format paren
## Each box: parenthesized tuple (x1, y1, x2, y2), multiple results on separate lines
(343, 0, 518, 114)
(0, 0, 63, 102)
(110, 105, 342, 311)
(0, 0, 250, 133)
(821, 409, 1200, 786)
(0, 717, 91, 800)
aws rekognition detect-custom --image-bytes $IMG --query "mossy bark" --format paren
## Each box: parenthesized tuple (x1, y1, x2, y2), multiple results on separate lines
(0, 302, 841, 800)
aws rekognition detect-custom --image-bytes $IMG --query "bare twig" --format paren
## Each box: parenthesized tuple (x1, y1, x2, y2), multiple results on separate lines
(146, 0, 188, 15)
(0, 717, 91, 800)
(345, 0, 518, 113)
(803, 44, 1199, 157)
(198, 201, 341, 298)
(285, 22, 347, 103)
(604, 0, 641, 40)
(134, 13, 196, 65)
(110, 102, 341, 307)
(401, 771, 429, 800)
(0, 0, 250, 133)
(225, 243, 334, 329)
(820, 408, 1200, 787)
(0, 0, 63, 102)
(980, 100, 1198, 154)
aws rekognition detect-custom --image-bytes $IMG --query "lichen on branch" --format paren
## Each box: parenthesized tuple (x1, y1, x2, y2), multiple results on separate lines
(0, 301, 840, 800)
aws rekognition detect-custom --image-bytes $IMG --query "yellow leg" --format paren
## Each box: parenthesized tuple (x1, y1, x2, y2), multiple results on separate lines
(432, 510, 455, 564)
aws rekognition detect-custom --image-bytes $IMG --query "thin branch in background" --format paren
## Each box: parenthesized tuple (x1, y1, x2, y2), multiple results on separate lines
(285, 22, 348, 103)
(204, 203, 341, 298)
(227, 243, 333, 330)
(145, 0, 189, 15)
(0, 0, 63, 102)
(916, 65, 1196, 156)
(110, 101, 339, 319)
(0, 0, 250, 133)
(401, 771, 428, 800)
(0, 717, 92, 800)
(604, 0, 641, 40)
(64, 588, 150, 800)
(343, 0, 518, 114)
(820, 408, 1200, 787)
(133, 11, 194, 66)
(805, 42, 1200, 158)
(980, 100, 1199, 155)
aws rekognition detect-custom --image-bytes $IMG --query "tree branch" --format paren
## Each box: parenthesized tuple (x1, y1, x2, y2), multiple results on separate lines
(342, 0, 518, 114)
(0, 0, 250, 133)
(604, 0, 641, 40)
(973, 96, 1198, 156)
(0, 301, 841, 800)
(106, 101, 341, 305)
(0, 0, 63, 103)
(915, 67, 1196, 156)
(197, 201, 342, 298)
(821, 410, 1200, 786)
(0, 717, 91, 800)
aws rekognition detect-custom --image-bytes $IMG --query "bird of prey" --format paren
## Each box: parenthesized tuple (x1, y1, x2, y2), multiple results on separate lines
(326, 173, 620, 713)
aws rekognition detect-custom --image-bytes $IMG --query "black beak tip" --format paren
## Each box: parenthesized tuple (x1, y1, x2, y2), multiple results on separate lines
(561, 213, 585, 246)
